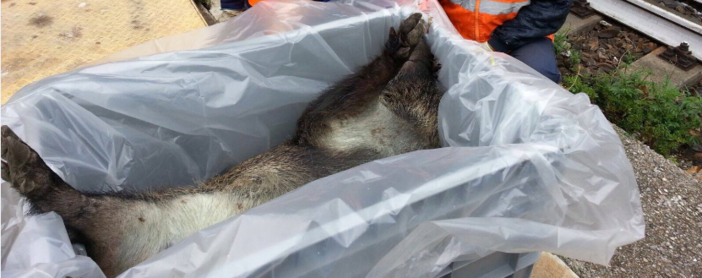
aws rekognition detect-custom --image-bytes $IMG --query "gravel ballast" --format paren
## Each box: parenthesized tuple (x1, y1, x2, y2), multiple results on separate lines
(563, 125, 702, 277)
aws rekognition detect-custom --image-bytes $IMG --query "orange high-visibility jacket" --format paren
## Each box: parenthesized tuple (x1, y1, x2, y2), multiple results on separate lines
(439, 0, 571, 52)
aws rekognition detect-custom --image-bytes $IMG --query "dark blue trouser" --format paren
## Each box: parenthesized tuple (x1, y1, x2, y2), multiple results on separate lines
(509, 37, 562, 83)
(221, 0, 247, 10)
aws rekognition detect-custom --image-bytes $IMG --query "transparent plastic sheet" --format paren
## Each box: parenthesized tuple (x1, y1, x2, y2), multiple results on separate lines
(1, 1, 408, 193)
(1, 182, 105, 278)
(0, 0, 645, 277)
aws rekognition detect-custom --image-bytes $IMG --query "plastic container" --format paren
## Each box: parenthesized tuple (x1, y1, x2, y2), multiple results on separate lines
(1, 0, 644, 277)
(439, 252, 540, 278)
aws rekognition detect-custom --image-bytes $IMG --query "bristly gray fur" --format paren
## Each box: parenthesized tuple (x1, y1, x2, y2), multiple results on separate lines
(1, 13, 445, 278)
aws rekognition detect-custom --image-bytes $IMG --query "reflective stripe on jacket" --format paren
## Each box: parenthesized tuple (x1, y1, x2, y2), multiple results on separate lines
(441, 0, 530, 43)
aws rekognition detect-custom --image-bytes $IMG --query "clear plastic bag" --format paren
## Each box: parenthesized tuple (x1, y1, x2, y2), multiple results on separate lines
(1, 0, 644, 277)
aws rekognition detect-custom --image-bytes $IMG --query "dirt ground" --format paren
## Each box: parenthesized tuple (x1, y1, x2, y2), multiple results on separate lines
(563, 125, 702, 278)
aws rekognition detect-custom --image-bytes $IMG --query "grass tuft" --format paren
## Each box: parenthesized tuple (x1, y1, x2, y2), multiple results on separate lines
(563, 69, 702, 156)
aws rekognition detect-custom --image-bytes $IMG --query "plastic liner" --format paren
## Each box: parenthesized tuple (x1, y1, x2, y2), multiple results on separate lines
(0, 0, 645, 277)
(1, 182, 105, 278)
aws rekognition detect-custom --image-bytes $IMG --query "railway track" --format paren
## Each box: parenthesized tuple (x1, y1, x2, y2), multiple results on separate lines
(624, 0, 702, 35)
(577, 0, 702, 61)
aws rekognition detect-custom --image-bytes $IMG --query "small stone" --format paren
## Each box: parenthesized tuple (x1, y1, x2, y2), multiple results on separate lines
(78, 2, 87, 8)
(599, 29, 620, 39)
(584, 57, 597, 67)
(597, 51, 608, 61)
(599, 20, 612, 27)
(613, 37, 625, 47)
(584, 38, 600, 51)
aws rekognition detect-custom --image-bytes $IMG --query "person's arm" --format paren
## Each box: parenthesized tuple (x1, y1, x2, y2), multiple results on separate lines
(488, 0, 572, 52)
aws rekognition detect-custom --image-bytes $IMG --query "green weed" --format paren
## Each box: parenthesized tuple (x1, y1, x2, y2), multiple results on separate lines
(622, 52, 637, 67)
(553, 31, 583, 72)
(569, 49, 582, 68)
(554, 31, 569, 55)
(563, 74, 596, 101)
(564, 69, 702, 156)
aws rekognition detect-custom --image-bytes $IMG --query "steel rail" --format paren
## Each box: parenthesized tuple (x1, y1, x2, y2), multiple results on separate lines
(588, 0, 702, 61)
(624, 0, 702, 35)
